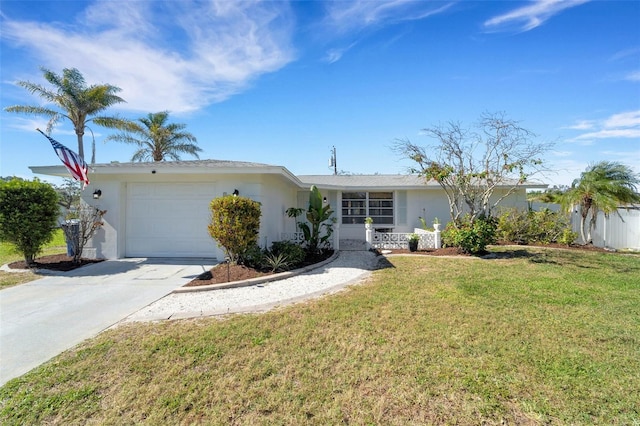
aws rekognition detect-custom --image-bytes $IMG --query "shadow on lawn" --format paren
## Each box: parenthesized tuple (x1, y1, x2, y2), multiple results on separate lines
(488, 249, 561, 265)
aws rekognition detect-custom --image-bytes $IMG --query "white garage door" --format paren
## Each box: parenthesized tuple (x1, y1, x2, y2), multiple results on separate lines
(126, 183, 220, 258)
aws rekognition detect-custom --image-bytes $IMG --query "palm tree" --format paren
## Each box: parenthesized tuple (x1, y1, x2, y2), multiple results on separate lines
(106, 111, 202, 162)
(562, 161, 640, 244)
(5, 67, 129, 162)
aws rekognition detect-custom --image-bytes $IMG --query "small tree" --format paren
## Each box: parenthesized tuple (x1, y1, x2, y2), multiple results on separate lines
(208, 195, 261, 264)
(562, 161, 640, 244)
(394, 112, 551, 223)
(62, 204, 106, 264)
(298, 185, 335, 253)
(0, 179, 59, 265)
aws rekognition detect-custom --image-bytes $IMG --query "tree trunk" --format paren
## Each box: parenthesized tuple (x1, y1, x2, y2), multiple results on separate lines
(24, 253, 35, 267)
(76, 132, 84, 159)
(579, 214, 589, 245)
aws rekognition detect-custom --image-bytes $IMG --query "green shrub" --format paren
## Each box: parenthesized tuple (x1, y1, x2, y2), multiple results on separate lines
(496, 208, 533, 244)
(497, 208, 574, 245)
(443, 215, 497, 254)
(0, 179, 59, 265)
(239, 244, 265, 269)
(270, 241, 306, 267)
(558, 228, 578, 246)
(208, 195, 261, 264)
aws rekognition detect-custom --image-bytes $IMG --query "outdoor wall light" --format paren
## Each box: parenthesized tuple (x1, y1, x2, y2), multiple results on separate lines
(232, 189, 239, 196)
(323, 196, 327, 203)
(93, 189, 102, 199)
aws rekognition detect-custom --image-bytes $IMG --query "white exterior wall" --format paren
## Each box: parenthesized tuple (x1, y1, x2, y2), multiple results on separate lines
(84, 173, 299, 260)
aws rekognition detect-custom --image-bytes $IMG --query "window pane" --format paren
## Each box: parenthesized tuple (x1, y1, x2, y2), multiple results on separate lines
(342, 191, 394, 226)
(369, 192, 393, 199)
(343, 192, 366, 199)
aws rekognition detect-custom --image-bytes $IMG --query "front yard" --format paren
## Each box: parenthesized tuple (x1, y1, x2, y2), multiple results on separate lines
(1, 247, 639, 424)
(0, 229, 66, 289)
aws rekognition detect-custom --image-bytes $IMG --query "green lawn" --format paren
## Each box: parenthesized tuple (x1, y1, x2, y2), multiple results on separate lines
(1, 247, 639, 425)
(0, 229, 66, 289)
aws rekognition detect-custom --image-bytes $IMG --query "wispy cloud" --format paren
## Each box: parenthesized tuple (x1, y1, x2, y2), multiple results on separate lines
(624, 70, 640, 82)
(563, 120, 595, 130)
(483, 0, 590, 33)
(324, 0, 453, 35)
(567, 110, 640, 142)
(609, 47, 640, 62)
(1, 0, 295, 113)
(320, 1, 453, 63)
(604, 111, 640, 129)
(324, 43, 358, 64)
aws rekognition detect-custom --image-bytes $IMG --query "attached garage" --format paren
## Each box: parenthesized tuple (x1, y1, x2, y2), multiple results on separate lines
(125, 183, 220, 258)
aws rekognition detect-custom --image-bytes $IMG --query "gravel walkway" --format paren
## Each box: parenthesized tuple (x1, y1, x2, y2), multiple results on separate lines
(121, 251, 380, 323)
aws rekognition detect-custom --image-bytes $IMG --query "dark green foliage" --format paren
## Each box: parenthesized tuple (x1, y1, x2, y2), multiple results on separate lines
(0, 179, 59, 264)
(208, 196, 261, 264)
(270, 241, 306, 266)
(442, 214, 497, 254)
(298, 185, 335, 253)
(239, 244, 265, 269)
(241, 241, 306, 272)
(497, 208, 576, 245)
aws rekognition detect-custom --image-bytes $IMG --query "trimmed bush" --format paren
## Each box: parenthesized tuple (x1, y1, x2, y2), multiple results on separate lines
(208, 195, 261, 264)
(0, 179, 59, 265)
(443, 214, 497, 254)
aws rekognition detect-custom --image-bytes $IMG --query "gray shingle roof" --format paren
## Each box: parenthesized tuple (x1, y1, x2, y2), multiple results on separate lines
(298, 174, 547, 190)
(93, 159, 275, 169)
(298, 174, 437, 189)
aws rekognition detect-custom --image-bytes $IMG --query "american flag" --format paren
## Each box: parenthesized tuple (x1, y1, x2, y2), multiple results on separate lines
(37, 129, 90, 188)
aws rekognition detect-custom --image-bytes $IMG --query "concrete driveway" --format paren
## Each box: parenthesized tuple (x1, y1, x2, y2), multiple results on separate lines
(0, 258, 215, 386)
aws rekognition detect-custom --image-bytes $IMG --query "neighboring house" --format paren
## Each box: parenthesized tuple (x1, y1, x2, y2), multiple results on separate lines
(31, 159, 545, 261)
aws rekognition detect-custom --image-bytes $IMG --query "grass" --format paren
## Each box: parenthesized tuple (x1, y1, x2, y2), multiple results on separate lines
(0, 229, 66, 289)
(1, 247, 639, 424)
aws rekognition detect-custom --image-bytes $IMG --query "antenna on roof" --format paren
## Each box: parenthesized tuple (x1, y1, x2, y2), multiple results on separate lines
(328, 146, 337, 175)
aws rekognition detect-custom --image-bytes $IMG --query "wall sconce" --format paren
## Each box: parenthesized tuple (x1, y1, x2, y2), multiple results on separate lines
(323, 196, 327, 203)
(93, 189, 102, 199)
(232, 189, 239, 196)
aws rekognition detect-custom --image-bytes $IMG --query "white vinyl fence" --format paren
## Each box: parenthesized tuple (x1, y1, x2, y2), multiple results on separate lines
(571, 206, 640, 251)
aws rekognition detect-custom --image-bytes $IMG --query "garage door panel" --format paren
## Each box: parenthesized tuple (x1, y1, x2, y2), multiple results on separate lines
(126, 183, 220, 258)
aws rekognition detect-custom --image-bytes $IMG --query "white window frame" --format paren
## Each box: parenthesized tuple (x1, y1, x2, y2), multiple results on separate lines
(341, 191, 394, 225)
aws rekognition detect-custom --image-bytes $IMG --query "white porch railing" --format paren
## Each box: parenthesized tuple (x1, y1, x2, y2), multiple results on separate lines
(365, 227, 441, 250)
(280, 232, 305, 244)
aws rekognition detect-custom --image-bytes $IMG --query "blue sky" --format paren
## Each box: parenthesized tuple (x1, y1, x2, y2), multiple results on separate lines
(1, 0, 639, 187)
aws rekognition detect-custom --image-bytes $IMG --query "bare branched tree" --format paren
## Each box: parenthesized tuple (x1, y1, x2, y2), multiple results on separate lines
(394, 112, 552, 223)
(62, 205, 106, 264)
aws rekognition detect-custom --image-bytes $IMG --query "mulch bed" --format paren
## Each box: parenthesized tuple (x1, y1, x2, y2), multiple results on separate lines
(7, 254, 104, 272)
(186, 250, 335, 287)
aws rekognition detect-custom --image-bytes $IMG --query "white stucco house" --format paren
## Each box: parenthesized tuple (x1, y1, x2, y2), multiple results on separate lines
(31, 159, 545, 261)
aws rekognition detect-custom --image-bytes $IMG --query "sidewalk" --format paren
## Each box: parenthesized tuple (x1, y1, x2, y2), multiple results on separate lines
(122, 250, 379, 323)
